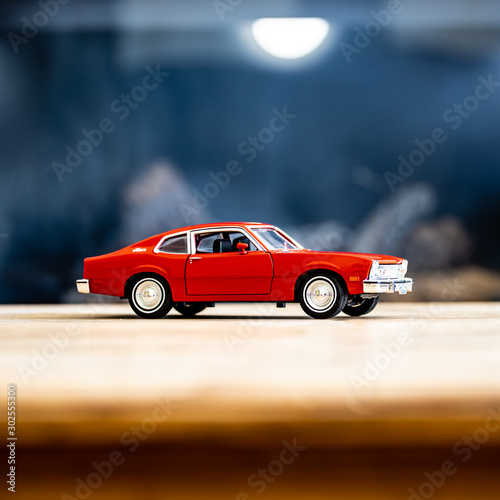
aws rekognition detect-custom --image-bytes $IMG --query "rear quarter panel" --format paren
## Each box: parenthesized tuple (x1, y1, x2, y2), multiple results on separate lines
(83, 248, 187, 298)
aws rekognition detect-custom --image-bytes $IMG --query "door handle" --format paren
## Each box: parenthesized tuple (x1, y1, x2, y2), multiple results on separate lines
(189, 256, 201, 261)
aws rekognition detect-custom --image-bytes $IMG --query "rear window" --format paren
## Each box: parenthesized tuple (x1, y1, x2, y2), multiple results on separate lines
(158, 234, 187, 254)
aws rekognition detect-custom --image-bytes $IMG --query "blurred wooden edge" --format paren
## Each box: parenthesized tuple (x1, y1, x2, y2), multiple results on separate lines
(5, 395, 500, 448)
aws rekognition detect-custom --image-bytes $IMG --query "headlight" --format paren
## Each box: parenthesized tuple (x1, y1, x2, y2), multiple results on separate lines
(369, 260, 407, 280)
(400, 259, 408, 277)
(368, 260, 379, 280)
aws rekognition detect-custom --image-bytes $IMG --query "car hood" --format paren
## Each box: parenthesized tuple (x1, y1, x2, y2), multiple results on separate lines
(273, 249, 404, 264)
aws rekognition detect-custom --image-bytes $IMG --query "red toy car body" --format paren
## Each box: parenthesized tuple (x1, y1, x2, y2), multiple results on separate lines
(76, 222, 413, 319)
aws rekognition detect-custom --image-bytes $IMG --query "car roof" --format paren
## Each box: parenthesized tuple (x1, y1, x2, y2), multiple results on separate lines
(129, 223, 277, 248)
(149, 222, 274, 241)
(167, 222, 271, 233)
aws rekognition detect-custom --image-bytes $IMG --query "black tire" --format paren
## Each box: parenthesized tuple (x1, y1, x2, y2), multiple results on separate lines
(128, 275, 172, 319)
(173, 302, 207, 317)
(343, 296, 380, 317)
(299, 273, 347, 319)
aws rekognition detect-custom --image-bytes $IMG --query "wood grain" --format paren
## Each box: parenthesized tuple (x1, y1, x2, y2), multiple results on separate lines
(1, 302, 500, 498)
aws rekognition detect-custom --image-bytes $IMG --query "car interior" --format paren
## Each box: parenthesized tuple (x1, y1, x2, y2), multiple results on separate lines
(195, 232, 256, 254)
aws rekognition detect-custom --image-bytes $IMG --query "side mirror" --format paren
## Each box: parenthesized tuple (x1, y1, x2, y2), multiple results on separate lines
(236, 242, 248, 255)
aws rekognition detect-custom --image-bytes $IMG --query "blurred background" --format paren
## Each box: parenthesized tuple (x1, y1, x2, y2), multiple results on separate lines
(1, 0, 500, 303)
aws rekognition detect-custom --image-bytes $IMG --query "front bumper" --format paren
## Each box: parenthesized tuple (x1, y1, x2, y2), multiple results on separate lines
(363, 277, 413, 294)
(76, 279, 90, 294)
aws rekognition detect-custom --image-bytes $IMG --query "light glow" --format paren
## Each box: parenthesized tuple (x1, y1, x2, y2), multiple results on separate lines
(251, 18, 330, 60)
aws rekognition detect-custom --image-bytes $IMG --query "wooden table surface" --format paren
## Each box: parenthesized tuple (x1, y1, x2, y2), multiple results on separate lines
(1, 302, 500, 499)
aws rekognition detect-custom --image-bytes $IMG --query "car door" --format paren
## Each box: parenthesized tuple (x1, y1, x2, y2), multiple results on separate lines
(185, 230, 273, 295)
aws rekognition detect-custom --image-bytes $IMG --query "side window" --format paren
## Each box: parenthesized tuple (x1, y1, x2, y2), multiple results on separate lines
(196, 233, 222, 253)
(158, 234, 187, 254)
(228, 232, 257, 252)
(195, 231, 257, 254)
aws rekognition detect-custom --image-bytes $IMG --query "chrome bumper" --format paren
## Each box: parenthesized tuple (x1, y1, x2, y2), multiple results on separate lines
(76, 279, 90, 294)
(363, 278, 413, 294)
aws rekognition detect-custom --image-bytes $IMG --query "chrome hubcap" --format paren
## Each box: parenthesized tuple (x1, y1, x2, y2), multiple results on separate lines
(134, 279, 163, 311)
(305, 278, 335, 311)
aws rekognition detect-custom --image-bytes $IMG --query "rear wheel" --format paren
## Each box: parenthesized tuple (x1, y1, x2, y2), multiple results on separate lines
(173, 303, 207, 317)
(343, 296, 380, 317)
(299, 273, 347, 319)
(128, 275, 172, 319)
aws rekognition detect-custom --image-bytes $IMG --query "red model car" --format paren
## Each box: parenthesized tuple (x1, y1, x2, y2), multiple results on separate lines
(76, 222, 413, 319)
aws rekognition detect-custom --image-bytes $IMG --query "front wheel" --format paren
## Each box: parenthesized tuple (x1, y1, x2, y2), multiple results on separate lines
(128, 275, 172, 319)
(343, 296, 380, 317)
(173, 302, 207, 317)
(299, 274, 347, 319)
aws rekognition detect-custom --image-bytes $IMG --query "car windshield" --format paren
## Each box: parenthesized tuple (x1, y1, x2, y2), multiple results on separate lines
(252, 228, 300, 251)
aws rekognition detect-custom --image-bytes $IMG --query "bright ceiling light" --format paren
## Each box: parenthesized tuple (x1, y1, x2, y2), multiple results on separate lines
(251, 18, 330, 60)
